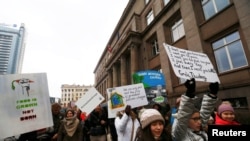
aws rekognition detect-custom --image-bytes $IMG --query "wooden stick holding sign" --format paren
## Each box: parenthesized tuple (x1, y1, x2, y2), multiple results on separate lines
(163, 43, 220, 83)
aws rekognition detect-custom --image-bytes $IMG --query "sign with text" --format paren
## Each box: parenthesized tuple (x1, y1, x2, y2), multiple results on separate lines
(75, 87, 105, 116)
(132, 70, 166, 88)
(0, 73, 53, 139)
(133, 70, 167, 103)
(163, 43, 220, 83)
(106, 83, 148, 118)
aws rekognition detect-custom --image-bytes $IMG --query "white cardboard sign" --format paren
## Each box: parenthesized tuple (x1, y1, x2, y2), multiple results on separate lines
(163, 43, 220, 83)
(106, 83, 148, 118)
(75, 87, 105, 116)
(0, 73, 53, 139)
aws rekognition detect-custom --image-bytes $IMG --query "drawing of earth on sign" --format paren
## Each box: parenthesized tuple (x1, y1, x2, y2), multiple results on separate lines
(110, 91, 124, 109)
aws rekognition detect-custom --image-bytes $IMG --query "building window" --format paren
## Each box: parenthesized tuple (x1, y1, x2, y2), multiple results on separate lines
(212, 31, 248, 73)
(171, 19, 185, 42)
(202, 0, 230, 20)
(222, 98, 248, 108)
(151, 39, 159, 56)
(146, 10, 154, 25)
(164, 0, 170, 5)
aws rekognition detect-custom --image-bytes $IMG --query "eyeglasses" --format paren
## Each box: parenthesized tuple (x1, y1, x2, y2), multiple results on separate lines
(190, 117, 201, 122)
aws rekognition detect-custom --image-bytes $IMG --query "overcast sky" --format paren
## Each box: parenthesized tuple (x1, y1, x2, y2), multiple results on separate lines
(0, 0, 129, 98)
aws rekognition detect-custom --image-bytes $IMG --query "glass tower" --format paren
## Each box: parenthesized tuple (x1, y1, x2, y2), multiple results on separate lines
(0, 23, 26, 74)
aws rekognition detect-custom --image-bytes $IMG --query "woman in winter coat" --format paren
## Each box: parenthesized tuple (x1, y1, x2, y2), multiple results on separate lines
(215, 102, 240, 125)
(171, 78, 219, 141)
(115, 105, 140, 141)
(57, 109, 83, 141)
(134, 108, 171, 141)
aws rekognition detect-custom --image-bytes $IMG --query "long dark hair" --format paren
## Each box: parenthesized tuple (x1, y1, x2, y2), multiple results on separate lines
(135, 125, 170, 141)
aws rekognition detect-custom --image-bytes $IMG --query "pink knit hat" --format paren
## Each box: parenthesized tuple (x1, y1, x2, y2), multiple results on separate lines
(218, 104, 234, 115)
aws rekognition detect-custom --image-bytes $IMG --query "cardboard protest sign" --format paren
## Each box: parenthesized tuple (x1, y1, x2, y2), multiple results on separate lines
(0, 73, 53, 139)
(133, 70, 167, 103)
(163, 43, 220, 83)
(75, 87, 105, 116)
(106, 83, 148, 118)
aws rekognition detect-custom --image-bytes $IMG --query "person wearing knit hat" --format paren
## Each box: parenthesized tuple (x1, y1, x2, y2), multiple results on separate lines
(215, 103, 240, 125)
(140, 109, 165, 129)
(218, 103, 234, 116)
(134, 109, 171, 141)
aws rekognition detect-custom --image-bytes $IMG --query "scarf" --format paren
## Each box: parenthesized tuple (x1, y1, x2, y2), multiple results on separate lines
(215, 114, 240, 125)
(62, 116, 80, 137)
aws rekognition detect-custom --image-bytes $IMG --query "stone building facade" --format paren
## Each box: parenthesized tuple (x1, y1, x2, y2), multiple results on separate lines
(61, 84, 92, 108)
(94, 0, 250, 123)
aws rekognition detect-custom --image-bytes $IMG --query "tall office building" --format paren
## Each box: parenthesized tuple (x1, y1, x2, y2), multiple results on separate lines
(0, 23, 26, 74)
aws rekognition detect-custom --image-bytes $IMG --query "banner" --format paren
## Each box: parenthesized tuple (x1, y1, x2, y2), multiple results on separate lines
(132, 70, 167, 104)
(0, 73, 53, 139)
(163, 43, 220, 83)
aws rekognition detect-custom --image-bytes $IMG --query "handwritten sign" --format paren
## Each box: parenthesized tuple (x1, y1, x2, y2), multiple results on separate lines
(163, 43, 220, 83)
(106, 83, 148, 118)
(0, 73, 53, 139)
(75, 87, 105, 116)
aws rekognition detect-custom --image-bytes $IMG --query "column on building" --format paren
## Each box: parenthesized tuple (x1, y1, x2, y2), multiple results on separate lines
(112, 64, 118, 87)
(130, 44, 139, 82)
(108, 70, 113, 88)
(120, 55, 127, 86)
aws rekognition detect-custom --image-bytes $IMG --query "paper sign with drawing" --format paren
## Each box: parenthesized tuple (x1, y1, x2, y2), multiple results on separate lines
(106, 83, 148, 118)
(0, 73, 53, 139)
(163, 43, 220, 83)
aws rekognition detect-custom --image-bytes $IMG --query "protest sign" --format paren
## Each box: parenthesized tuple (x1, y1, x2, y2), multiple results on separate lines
(106, 83, 148, 118)
(75, 87, 105, 116)
(163, 43, 220, 83)
(133, 70, 167, 103)
(0, 73, 53, 139)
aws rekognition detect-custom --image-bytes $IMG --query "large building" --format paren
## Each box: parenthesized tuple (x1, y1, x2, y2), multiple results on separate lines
(0, 23, 26, 74)
(94, 0, 250, 123)
(61, 84, 92, 108)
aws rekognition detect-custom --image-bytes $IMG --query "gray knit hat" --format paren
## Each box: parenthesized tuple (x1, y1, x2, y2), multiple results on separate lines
(140, 109, 165, 129)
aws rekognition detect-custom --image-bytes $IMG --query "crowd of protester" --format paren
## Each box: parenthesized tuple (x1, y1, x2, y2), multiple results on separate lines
(3, 78, 245, 141)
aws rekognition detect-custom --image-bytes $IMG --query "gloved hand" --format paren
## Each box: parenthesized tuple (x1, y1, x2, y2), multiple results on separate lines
(209, 82, 219, 95)
(185, 78, 196, 98)
(125, 105, 131, 115)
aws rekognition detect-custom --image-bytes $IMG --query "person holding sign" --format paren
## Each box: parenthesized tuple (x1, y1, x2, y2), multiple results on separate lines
(171, 78, 219, 141)
(57, 109, 83, 141)
(115, 105, 140, 141)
